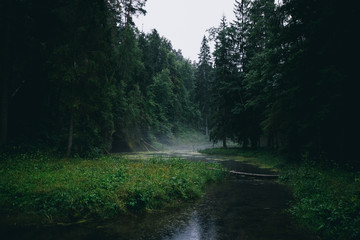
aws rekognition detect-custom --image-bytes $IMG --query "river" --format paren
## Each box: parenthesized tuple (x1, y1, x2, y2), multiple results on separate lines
(1, 146, 318, 240)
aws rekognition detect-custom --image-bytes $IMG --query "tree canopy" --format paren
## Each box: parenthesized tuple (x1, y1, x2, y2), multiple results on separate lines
(0, 0, 356, 168)
(0, 0, 198, 156)
(194, 0, 356, 168)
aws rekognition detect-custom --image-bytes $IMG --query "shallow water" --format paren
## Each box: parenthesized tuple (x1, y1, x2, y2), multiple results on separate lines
(1, 148, 318, 240)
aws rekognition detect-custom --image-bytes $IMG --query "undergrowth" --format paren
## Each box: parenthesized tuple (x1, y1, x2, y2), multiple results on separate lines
(201, 147, 360, 240)
(283, 162, 360, 240)
(0, 152, 224, 224)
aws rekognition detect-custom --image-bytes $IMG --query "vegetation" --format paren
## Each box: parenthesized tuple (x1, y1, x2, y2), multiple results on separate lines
(1, 0, 355, 166)
(286, 163, 360, 240)
(201, 147, 360, 240)
(0, 152, 225, 224)
(0, 0, 357, 237)
(0, 0, 199, 156)
(195, 0, 356, 169)
(197, 2, 360, 236)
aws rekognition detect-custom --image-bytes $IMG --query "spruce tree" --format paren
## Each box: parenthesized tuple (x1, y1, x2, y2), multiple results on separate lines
(195, 36, 213, 135)
(211, 17, 238, 147)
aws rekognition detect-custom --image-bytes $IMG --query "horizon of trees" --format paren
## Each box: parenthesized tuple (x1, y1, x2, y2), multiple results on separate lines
(194, 0, 356, 167)
(0, 0, 356, 168)
(0, 0, 199, 156)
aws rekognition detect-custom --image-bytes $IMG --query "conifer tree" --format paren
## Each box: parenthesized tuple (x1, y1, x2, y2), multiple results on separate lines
(195, 36, 213, 135)
(211, 17, 238, 147)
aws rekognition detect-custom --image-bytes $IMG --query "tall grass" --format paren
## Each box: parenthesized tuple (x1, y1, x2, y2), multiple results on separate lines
(0, 152, 224, 224)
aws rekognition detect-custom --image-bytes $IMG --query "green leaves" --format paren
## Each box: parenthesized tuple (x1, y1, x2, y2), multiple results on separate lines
(0, 153, 225, 222)
(286, 164, 360, 240)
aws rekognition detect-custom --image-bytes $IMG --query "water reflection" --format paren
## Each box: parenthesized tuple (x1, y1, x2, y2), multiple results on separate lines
(168, 212, 202, 240)
(164, 210, 217, 240)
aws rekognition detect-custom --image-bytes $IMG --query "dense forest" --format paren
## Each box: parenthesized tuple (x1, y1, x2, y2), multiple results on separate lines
(0, 0, 357, 168)
(196, 0, 356, 168)
(0, 0, 199, 156)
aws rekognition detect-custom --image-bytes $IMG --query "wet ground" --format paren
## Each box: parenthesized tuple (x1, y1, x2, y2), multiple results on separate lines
(1, 147, 319, 240)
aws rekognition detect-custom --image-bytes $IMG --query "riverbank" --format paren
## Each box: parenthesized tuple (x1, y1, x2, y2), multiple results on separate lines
(0, 152, 225, 225)
(200, 148, 360, 240)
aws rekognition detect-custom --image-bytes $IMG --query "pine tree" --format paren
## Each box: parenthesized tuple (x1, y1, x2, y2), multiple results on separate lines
(211, 17, 238, 147)
(233, 0, 251, 71)
(243, 0, 277, 148)
(195, 36, 213, 135)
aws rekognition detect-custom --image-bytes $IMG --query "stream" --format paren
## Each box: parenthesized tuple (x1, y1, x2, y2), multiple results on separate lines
(1, 146, 318, 240)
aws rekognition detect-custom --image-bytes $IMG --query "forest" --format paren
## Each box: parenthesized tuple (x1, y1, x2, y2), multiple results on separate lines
(1, 0, 200, 157)
(198, 0, 356, 168)
(0, 0, 357, 166)
(0, 1, 359, 239)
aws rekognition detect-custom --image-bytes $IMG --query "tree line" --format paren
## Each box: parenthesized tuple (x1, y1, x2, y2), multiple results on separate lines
(0, 0, 199, 156)
(194, 0, 356, 167)
(1, 0, 356, 167)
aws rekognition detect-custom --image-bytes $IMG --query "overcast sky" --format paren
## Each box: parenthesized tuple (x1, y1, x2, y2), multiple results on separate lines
(133, 0, 236, 62)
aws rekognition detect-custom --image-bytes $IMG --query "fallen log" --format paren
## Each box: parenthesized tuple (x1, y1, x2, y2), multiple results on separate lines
(228, 170, 279, 179)
(208, 168, 279, 179)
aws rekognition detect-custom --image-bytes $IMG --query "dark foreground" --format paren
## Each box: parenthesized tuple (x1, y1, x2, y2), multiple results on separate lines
(1, 150, 318, 240)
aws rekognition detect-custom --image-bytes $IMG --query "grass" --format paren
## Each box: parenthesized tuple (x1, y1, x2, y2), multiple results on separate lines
(199, 147, 285, 170)
(201, 147, 360, 240)
(0, 151, 225, 225)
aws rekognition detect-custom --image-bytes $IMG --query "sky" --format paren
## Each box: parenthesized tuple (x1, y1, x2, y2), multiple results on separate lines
(133, 0, 236, 62)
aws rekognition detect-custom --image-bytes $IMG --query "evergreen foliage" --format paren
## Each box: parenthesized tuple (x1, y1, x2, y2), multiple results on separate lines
(211, 17, 238, 147)
(195, 0, 356, 167)
(0, 0, 199, 156)
(0, 0, 356, 167)
(195, 36, 213, 136)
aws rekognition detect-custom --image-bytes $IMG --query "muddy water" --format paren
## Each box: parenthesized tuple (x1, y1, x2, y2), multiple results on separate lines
(1, 148, 318, 240)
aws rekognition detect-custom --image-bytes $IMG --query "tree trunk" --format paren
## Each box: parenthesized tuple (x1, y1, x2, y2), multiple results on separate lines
(251, 137, 258, 149)
(275, 132, 279, 149)
(205, 116, 209, 136)
(267, 135, 273, 148)
(223, 136, 227, 148)
(0, 78, 8, 146)
(66, 111, 74, 158)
